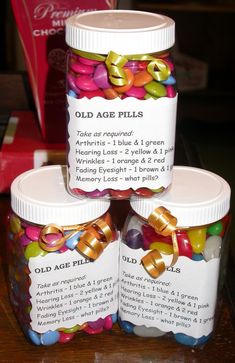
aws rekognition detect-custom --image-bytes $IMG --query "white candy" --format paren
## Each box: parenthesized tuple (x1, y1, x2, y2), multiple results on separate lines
(203, 235, 222, 261)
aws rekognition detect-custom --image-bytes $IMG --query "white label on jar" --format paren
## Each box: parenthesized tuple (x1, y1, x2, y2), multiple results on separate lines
(119, 244, 219, 338)
(67, 95, 177, 191)
(29, 241, 119, 333)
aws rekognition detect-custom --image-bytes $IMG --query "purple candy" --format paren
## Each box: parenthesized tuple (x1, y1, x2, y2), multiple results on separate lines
(19, 234, 31, 247)
(126, 229, 144, 249)
(88, 318, 104, 329)
(93, 63, 111, 89)
(86, 189, 109, 198)
(67, 73, 80, 94)
(125, 61, 138, 74)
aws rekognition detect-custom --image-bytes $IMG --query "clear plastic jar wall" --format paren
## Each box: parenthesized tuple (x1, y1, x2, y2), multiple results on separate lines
(66, 10, 177, 199)
(119, 166, 231, 347)
(7, 165, 119, 345)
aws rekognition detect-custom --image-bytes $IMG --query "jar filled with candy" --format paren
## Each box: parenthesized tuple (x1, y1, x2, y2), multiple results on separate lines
(7, 165, 119, 345)
(119, 166, 231, 347)
(65, 10, 177, 199)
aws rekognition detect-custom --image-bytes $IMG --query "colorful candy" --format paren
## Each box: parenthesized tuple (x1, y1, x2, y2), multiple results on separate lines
(7, 211, 117, 345)
(120, 211, 229, 345)
(66, 48, 177, 199)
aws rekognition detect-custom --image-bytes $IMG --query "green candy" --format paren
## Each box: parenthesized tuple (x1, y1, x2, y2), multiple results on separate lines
(24, 242, 48, 260)
(144, 80, 167, 98)
(207, 221, 223, 236)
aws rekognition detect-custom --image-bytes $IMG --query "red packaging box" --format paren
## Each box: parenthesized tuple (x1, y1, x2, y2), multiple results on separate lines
(0, 111, 66, 193)
(11, 0, 117, 143)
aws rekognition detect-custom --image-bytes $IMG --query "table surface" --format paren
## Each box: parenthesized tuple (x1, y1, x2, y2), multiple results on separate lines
(0, 73, 235, 362)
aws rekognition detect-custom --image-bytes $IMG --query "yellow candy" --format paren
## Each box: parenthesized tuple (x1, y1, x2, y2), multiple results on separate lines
(10, 214, 22, 234)
(187, 228, 207, 253)
(24, 242, 48, 260)
(149, 242, 173, 255)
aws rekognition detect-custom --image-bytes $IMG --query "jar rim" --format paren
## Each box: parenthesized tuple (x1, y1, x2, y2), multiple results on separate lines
(65, 10, 175, 54)
(130, 166, 231, 227)
(10, 165, 110, 225)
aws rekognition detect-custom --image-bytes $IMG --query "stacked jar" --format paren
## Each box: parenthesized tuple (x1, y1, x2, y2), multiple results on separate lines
(119, 166, 231, 347)
(65, 10, 177, 199)
(7, 165, 119, 345)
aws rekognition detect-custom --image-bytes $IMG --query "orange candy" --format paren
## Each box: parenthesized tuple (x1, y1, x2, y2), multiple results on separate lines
(133, 70, 153, 87)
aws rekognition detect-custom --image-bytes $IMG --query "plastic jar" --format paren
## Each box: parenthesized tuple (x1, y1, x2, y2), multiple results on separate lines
(65, 10, 177, 199)
(7, 165, 119, 345)
(119, 166, 231, 347)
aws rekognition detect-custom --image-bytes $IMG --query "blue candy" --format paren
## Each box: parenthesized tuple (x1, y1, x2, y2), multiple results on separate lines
(40, 330, 60, 345)
(174, 332, 211, 347)
(118, 318, 134, 334)
(192, 253, 204, 261)
(65, 230, 83, 250)
(28, 329, 41, 345)
(162, 75, 176, 85)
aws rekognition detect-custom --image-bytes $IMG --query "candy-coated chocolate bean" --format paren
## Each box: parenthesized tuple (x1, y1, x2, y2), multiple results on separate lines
(144, 93, 158, 100)
(70, 61, 94, 75)
(59, 325, 80, 333)
(103, 315, 113, 330)
(28, 329, 41, 345)
(68, 90, 77, 98)
(65, 230, 83, 250)
(111, 313, 118, 323)
(25, 226, 41, 241)
(24, 242, 48, 260)
(93, 63, 111, 89)
(75, 75, 99, 91)
(19, 234, 31, 247)
(166, 85, 176, 98)
(174, 332, 211, 347)
(149, 241, 173, 255)
(67, 73, 80, 94)
(118, 318, 134, 334)
(203, 235, 222, 261)
(83, 326, 103, 334)
(10, 214, 22, 234)
(162, 75, 176, 85)
(125, 61, 138, 73)
(134, 188, 154, 197)
(78, 56, 101, 66)
(103, 88, 119, 99)
(109, 189, 132, 199)
(207, 221, 223, 236)
(138, 61, 148, 70)
(125, 86, 146, 98)
(144, 80, 167, 97)
(113, 68, 134, 93)
(79, 89, 105, 99)
(192, 253, 204, 261)
(187, 228, 207, 254)
(133, 70, 153, 87)
(40, 330, 60, 345)
(176, 230, 193, 258)
(133, 325, 166, 337)
(86, 189, 109, 198)
(125, 229, 144, 249)
(58, 332, 75, 344)
(88, 318, 104, 329)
